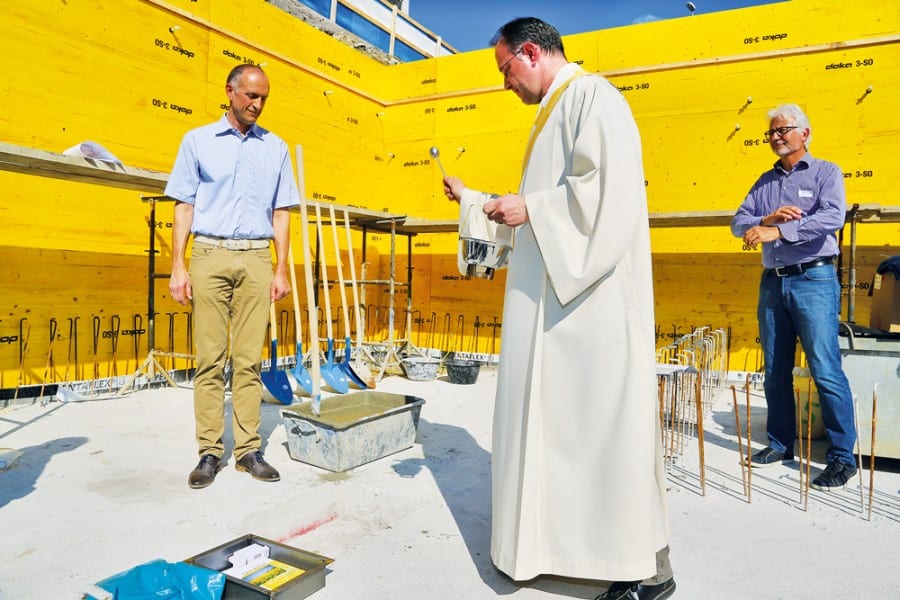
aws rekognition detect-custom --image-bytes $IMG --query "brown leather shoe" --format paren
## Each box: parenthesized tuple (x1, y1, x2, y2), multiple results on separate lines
(188, 454, 221, 489)
(236, 450, 280, 482)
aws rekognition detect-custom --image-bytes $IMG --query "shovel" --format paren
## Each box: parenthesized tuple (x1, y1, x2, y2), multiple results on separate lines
(329, 204, 373, 388)
(261, 302, 295, 405)
(314, 202, 349, 393)
(287, 241, 313, 394)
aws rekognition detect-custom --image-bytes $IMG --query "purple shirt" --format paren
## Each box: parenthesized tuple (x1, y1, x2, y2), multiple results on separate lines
(164, 114, 300, 239)
(731, 152, 846, 269)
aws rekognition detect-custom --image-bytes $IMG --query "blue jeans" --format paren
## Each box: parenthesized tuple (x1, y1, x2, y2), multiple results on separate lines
(757, 263, 856, 463)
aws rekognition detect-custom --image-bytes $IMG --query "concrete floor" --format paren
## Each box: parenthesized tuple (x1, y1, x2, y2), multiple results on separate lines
(1, 368, 898, 599)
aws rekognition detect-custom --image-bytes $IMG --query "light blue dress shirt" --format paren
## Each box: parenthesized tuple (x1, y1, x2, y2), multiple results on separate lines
(731, 153, 846, 269)
(165, 114, 300, 239)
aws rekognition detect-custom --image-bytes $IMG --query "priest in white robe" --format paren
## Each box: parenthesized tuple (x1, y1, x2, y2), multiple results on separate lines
(443, 17, 675, 600)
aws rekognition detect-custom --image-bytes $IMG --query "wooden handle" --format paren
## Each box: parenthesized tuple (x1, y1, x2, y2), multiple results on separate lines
(329, 204, 353, 338)
(295, 146, 321, 402)
(269, 302, 278, 343)
(343, 208, 365, 347)
(287, 241, 303, 342)
(314, 202, 335, 339)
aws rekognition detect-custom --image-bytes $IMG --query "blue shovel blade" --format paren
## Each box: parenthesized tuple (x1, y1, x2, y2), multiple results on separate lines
(321, 339, 349, 393)
(340, 337, 368, 388)
(261, 370, 294, 404)
(291, 343, 313, 394)
(261, 339, 295, 405)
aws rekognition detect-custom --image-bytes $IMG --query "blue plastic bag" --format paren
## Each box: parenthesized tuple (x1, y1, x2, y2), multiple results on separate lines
(90, 559, 225, 600)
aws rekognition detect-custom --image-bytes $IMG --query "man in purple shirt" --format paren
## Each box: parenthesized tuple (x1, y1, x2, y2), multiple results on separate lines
(166, 64, 299, 489)
(731, 103, 857, 491)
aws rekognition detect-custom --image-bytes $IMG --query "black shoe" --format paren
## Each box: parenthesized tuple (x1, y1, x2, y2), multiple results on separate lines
(746, 446, 794, 468)
(810, 458, 857, 491)
(236, 450, 280, 482)
(595, 578, 676, 600)
(188, 454, 221, 489)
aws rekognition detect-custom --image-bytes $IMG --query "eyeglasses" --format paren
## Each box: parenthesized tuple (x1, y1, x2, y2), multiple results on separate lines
(499, 48, 523, 79)
(763, 126, 798, 141)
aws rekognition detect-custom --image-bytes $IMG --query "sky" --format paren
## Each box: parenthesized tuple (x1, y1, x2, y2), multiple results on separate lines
(407, 0, 786, 53)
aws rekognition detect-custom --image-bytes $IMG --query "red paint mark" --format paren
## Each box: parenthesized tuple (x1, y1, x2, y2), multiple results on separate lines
(278, 513, 338, 543)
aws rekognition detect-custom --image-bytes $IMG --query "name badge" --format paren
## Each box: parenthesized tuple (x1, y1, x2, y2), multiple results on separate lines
(798, 189, 814, 198)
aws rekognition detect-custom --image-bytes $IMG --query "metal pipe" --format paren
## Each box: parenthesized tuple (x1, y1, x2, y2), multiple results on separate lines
(360, 226, 368, 324)
(847, 204, 859, 322)
(355, 279, 409, 286)
(406, 233, 413, 345)
(388, 218, 396, 343)
(427, 311, 437, 351)
(440, 313, 451, 355)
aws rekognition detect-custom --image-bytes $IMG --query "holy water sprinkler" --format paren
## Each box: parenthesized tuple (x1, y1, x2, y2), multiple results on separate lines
(429, 146, 447, 177)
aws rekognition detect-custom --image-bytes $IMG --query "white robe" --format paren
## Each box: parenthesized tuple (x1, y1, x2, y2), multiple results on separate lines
(459, 63, 669, 582)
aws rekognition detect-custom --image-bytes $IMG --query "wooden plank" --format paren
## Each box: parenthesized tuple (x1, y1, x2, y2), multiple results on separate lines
(0, 141, 168, 193)
(649, 210, 735, 228)
(650, 205, 900, 227)
(856, 204, 900, 223)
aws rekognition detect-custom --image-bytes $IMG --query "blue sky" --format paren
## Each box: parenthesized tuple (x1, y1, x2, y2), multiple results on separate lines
(408, 0, 786, 52)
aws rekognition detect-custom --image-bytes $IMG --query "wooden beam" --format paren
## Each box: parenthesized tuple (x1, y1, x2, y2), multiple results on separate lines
(649, 210, 734, 228)
(855, 203, 900, 223)
(0, 141, 168, 193)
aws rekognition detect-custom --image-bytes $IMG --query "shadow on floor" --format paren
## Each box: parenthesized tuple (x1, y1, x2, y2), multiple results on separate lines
(393, 418, 610, 599)
(0, 436, 87, 509)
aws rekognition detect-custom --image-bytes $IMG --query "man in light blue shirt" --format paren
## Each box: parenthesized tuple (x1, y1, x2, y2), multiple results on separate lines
(731, 103, 856, 492)
(166, 64, 299, 489)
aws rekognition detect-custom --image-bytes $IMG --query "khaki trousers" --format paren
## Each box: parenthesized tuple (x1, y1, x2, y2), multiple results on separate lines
(189, 243, 272, 460)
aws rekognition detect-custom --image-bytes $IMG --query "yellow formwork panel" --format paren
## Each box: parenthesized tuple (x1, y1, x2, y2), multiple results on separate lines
(207, 0, 393, 98)
(163, 0, 213, 20)
(389, 49, 495, 98)
(382, 53, 441, 100)
(620, 44, 897, 218)
(1, 0, 211, 167)
(592, 0, 896, 72)
(0, 171, 153, 255)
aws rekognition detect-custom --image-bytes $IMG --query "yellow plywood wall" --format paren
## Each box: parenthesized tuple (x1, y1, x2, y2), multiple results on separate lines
(0, 0, 897, 392)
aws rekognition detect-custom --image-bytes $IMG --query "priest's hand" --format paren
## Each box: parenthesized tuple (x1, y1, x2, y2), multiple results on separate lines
(484, 194, 528, 227)
(444, 176, 464, 202)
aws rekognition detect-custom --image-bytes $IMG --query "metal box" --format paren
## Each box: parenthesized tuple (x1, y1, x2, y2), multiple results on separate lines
(281, 391, 425, 472)
(839, 328, 900, 459)
(184, 534, 332, 600)
(870, 271, 900, 332)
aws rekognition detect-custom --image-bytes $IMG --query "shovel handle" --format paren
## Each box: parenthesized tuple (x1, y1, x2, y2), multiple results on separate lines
(287, 241, 304, 344)
(314, 203, 335, 340)
(267, 302, 282, 373)
(328, 204, 353, 339)
(296, 145, 322, 409)
(269, 302, 278, 345)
